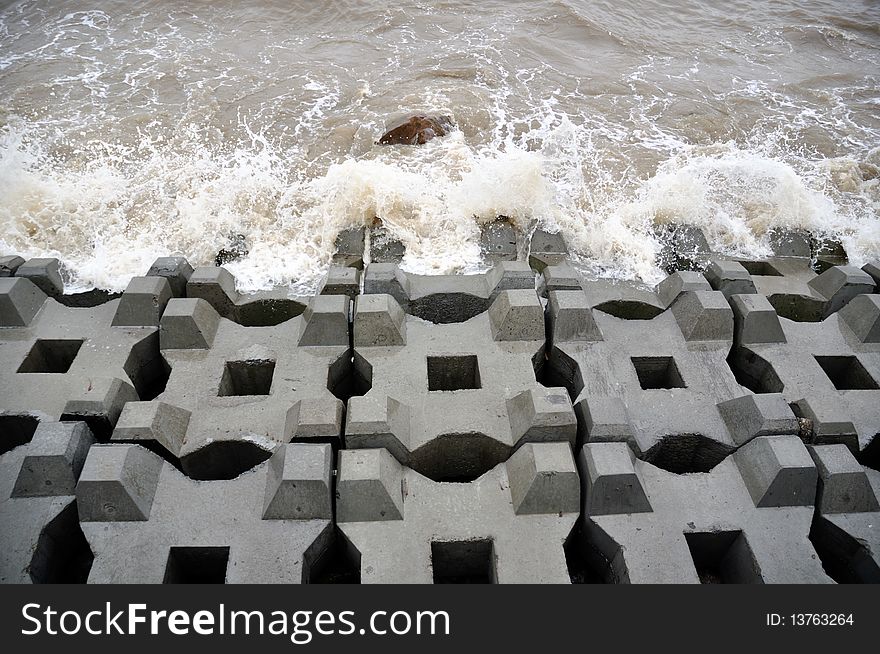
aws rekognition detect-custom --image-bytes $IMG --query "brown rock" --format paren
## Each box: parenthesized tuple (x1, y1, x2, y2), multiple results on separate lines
(377, 115, 454, 145)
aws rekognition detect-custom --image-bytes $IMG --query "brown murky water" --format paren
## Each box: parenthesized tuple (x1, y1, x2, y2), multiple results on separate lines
(1, 0, 878, 291)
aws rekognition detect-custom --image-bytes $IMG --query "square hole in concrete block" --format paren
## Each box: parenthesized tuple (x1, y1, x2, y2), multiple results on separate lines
(740, 261, 783, 277)
(163, 546, 229, 584)
(218, 359, 275, 396)
(632, 356, 686, 389)
(684, 531, 762, 584)
(431, 539, 496, 583)
(814, 356, 879, 391)
(427, 355, 481, 391)
(17, 339, 83, 374)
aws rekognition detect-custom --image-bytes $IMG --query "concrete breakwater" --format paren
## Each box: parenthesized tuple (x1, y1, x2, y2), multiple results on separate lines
(1, 226, 879, 584)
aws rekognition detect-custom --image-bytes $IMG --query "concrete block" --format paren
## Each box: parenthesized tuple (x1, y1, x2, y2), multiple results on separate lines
(336, 448, 405, 522)
(506, 442, 579, 515)
(671, 290, 733, 341)
(11, 422, 95, 497)
(480, 219, 517, 262)
(146, 257, 193, 297)
(112, 276, 173, 326)
(112, 401, 190, 457)
(528, 229, 567, 271)
(262, 443, 332, 520)
(769, 228, 812, 258)
(0, 255, 24, 277)
(332, 227, 365, 269)
(730, 293, 786, 344)
(187, 266, 239, 306)
(547, 290, 602, 342)
(538, 264, 581, 297)
(718, 393, 798, 446)
(808, 265, 875, 315)
(655, 271, 712, 308)
(345, 395, 411, 460)
(488, 289, 544, 341)
(810, 444, 880, 514)
(862, 261, 880, 286)
(318, 265, 360, 299)
(580, 442, 652, 515)
(839, 294, 880, 343)
(285, 396, 344, 440)
(160, 298, 220, 349)
(298, 294, 349, 346)
(0, 277, 47, 326)
(15, 258, 63, 297)
(61, 377, 139, 440)
(77, 444, 163, 521)
(734, 435, 817, 507)
(353, 294, 406, 346)
(705, 260, 756, 298)
(576, 395, 633, 443)
(507, 388, 577, 445)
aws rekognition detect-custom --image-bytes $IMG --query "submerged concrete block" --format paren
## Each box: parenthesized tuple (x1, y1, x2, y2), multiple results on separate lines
(353, 294, 406, 346)
(671, 290, 733, 341)
(547, 290, 602, 342)
(336, 448, 405, 522)
(706, 260, 756, 298)
(15, 258, 63, 297)
(146, 257, 193, 297)
(730, 293, 786, 344)
(160, 298, 220, 349)
(718, 393, 798, 446)
(734, 435, 817, 507)
(808, 265, 875, 315)
(506, 442, 579, 515)
(580, 442, 652, 515)
(262, 443, 332, 520)
(0, 255, 25, 277)
(810, 444, 880, 514)
(488, 289, 544, 341)
(839, 294, 880, 343)
(11, 422, 95, 497)
(77, 444, 163, 521)
(298, 294, 349, 346)
(112, 401, 190, 457)
(0, 277, 47, 326)
(112, 276, 173, 326)
(507, 388, 577, 445)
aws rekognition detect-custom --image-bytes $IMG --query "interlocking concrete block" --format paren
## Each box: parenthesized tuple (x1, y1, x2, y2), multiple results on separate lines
(706, 260, 756, 298)
(112, 276, 173, 326)
(581, 449, 830, 583)
(839, 294, 880, 343)
(262, 443, 332, 520)
(808, 265, 875, 315)
(338, 447, 578, 583)
(318, 265, 361, 299)
(507, 442, 579, 515)
(655, 271, 712, 308)
(353, 294, 406, 346)
(769, 228, 812, 258)
(580, 442, 651, 516)
(345, 396, 411, 462)
(670, 290, 733, 341)
(77, 444, 162, 521)
(332, 227, 365, 269)
(0, 419, 94, 583)
(528, 229, 568, 271)
(11, 421, 94, 497)
(810, 445, 879, 514)
(547, 290, 602, 343)
(480, 219, 518, 262)
(112, 401, 190, 457)
(862, 261, 880, 286)
(146, 256, 193, 297)
(538, 263, 581, 297)
(298, 294, 349, 346)
(576, 396, 633, 443)
(364, 261, 535, 323)
(734, 435, 817, 507)
(488, 289, 544, 341)
(0, 255, 25, 277)
(0, 277, 47, 326)
(286, 397, 344, 440)
(78, 443, 332, 582)
(61, 377, 139, 440)
(160, 298, 220, 349)
(15, 258, 63, 297)
(718, 393, 798, 446)
(730, 293, 786, 344)
(336, 448, 405, 522)
(507, 388, 577, 444)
